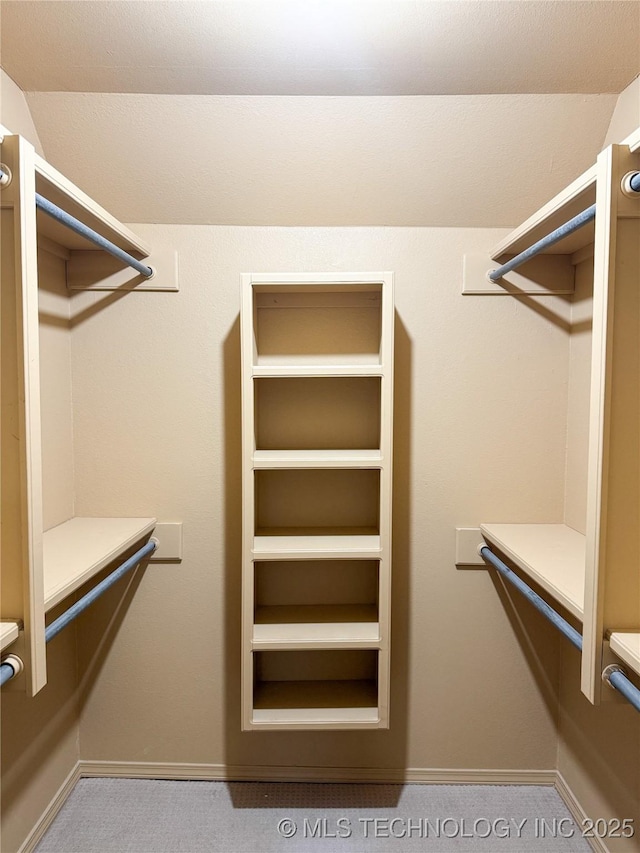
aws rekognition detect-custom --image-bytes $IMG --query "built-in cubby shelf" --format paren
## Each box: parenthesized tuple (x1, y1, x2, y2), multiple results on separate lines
(43, 517, 156, 611)
(0, 622, 21, 652)
(241, 272, 393, 729)
(480, 524, 585, 621)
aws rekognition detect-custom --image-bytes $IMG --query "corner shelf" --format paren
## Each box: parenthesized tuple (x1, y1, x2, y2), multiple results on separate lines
(43, 517, 156, 611)
(241, 272, 393, 729)
(480, 524, 585, 621)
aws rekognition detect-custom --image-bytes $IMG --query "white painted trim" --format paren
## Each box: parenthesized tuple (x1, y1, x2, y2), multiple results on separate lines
(79, 760, 556, 786)
(555, 772, 610, 853)
(18, 762, 82, 853)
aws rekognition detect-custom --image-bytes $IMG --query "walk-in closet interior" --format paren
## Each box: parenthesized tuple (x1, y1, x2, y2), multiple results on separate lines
(1, 2, 639, 851)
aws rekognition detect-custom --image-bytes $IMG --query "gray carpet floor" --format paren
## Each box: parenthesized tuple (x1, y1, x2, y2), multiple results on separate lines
(35, 779, 593, 853)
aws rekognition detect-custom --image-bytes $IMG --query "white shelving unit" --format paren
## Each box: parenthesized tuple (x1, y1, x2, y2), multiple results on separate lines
(1, 127, 158, 694)
(474, 128, 640, 704)
(241, 272, 394, 730)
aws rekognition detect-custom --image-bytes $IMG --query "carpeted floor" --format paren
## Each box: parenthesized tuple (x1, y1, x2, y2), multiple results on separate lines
(35, 779, 593, 852)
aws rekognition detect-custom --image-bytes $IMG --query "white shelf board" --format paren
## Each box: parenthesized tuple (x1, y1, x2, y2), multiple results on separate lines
(609, 633, 640, 677)
(252, 679, 379, 727)
(0, 621, 20, 652)
(253, 449, 383, 469)
(480, 523, 585, 621)
(253, 534, 381, 560)
(253, 605, 379, 648)
(252, 357, 383, 378)
(43, 517, 156, 611)
(34, 152, 150, 255)
(490, 165, 597, 260)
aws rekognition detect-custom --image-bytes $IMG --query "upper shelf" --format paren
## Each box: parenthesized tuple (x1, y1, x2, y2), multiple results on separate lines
(480, 523, 585, 621)
(490, 165, 597, 261)
(33, 152, 150, 256)
(253, 449, 383, 469)
(43, 517, 156, 611)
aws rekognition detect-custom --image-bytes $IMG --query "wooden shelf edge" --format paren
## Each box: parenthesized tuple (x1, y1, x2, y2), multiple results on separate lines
(609, 632, 640, 677)
(43, 517, 157, 611)
(33, 152, 151, 256)
(490, 164, 597, 260)
(480, 523, 585, 621)
(0, 621, 21, 652)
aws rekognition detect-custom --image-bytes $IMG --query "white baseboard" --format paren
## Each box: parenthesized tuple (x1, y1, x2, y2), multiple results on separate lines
(79, 760, 556, 786)
(19, 762, 82, 853)
(555, 773, 610, 853)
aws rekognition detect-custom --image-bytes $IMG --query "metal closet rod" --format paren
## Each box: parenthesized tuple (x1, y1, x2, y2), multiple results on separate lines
(0, 166, 153, 277)
(489, 169, 640, 283)
(35, 194, 154, 278)
(479, 545, 640, 714)
(0, 538, 156, 687)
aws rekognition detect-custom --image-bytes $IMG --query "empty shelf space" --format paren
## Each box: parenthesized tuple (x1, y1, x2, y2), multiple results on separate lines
(252, 681, 380, 727)
(253, 449, 383, 468)
(253, 605, 380, 648)
(0, 621, 21, 652)
(480, 523, 585, 621)
(253, 285, 383, 367)
(254, 377, 381, 451)
(609, 633, 640, 677)
(43, 517, 156, 611)
(490, 165, 597, 260)
(252, 356, 383, 377)
(253, 535, 381, 559)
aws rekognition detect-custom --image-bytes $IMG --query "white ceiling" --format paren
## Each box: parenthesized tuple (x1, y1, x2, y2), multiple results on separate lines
(1, 1, 639, 96)
(2, 1, 638, 226)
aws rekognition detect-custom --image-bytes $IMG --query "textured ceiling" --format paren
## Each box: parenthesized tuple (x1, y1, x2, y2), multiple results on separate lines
(1, 0, 639, 96)
(25, 92, 616, 226)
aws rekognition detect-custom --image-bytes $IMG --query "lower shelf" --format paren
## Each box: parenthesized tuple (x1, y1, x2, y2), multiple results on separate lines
(252, 679, 380, 727)
(44, 516, 157, 611)
(609, 632, 640, 677)
(253, 604, 379, 648)
(0, 621, 20, 652)
(480, 523, 585, 620)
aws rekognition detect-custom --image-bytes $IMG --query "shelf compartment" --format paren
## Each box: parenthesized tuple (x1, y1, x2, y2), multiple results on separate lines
(252, 649, 379, 728)
(253, 535, 381, 559)
(253, 284, 382, 367)
(43, 517, 156, 611)
(255, 559, 378, 607)
(255, 377, 381, 451)
(255, 468, 380, 536)
(609, 633, 640, 678)
(0, 621, 21, 652)
(480, 523, 585, 621)
(253, 605, 379, 649)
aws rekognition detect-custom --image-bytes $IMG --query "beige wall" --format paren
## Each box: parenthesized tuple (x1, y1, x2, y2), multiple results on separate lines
(1, 249, 80, 853)
(603, 75, 640, 148)
(72, 225, 565, 773)
(0, 69, 44, 155)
